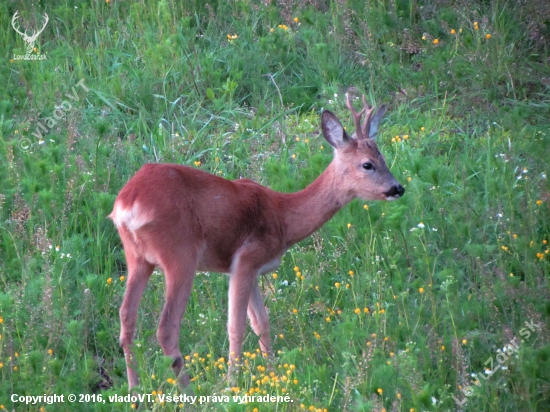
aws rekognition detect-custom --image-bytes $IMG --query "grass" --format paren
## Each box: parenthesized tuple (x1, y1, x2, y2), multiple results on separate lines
(0, 0, 549, 411)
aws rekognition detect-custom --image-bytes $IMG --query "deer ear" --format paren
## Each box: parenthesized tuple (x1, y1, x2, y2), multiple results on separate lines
(368, 104, 388, 139)
(321, 111, 351, 149)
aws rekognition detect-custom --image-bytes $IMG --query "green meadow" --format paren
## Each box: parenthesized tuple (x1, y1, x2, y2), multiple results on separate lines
(1, 0, 549, 410)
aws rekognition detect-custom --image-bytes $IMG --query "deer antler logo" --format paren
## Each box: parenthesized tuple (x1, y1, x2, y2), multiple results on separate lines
(12, 11, 49, 55)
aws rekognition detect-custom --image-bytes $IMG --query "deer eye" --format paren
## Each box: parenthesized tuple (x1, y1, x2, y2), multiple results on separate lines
(362, 162, 374, 171)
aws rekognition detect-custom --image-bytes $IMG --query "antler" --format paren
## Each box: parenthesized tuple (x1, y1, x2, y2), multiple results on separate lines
(27, 13, 49, 43)
(345, 93, 365, 140)
(38, 13, 48, 35)
(345, 93, 375, 140)
(360, 95, 375, 139)
(11, 11, 26, 37)
(11, 12, 48, 42)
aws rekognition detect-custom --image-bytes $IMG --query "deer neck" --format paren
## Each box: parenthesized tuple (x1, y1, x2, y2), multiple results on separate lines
(281, 160, 352, 247)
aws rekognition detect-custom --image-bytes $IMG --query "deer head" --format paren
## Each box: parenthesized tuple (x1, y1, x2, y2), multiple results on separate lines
(12, 11, 49, 55)
(320, 93, 405, 201)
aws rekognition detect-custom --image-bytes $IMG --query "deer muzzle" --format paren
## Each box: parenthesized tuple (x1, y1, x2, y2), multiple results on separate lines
(384, 184, 405, 200)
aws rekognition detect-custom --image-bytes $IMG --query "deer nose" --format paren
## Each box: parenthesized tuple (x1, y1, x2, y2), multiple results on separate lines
(384, 184, 405, 198)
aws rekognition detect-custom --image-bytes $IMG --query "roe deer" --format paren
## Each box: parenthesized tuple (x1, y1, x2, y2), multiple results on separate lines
(109, 94, 405, 388)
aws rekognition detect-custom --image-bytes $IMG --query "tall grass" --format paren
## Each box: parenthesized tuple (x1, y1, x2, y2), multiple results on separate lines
(0, 0, 549, 411)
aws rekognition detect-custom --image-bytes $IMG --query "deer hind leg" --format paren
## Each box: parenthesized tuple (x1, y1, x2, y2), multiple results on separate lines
(119, 249, 154, 389)
(247, 280, 272, 357)
(156, 254, 197, 387)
